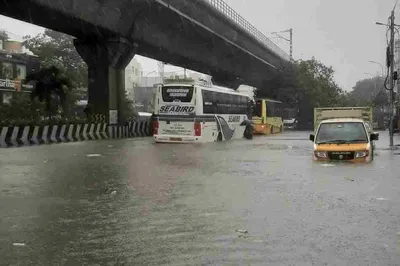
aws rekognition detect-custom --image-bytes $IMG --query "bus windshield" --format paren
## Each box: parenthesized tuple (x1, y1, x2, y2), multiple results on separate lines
(316, 122, 368, 144)
(162, 86, 194, 102)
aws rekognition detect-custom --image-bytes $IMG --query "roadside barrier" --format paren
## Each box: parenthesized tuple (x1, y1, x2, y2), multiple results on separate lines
(0, 121, 151, 148)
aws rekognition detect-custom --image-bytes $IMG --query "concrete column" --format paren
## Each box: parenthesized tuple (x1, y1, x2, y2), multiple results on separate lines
(74, 37, 137, 124)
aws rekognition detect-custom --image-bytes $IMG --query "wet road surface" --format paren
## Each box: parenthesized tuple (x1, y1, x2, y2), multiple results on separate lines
(1, 131, 400, 265)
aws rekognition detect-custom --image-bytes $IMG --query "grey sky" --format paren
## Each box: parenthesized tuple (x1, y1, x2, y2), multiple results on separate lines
(0, 0, 397, 90)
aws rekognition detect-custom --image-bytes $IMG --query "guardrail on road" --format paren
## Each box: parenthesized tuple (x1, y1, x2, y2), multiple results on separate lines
(0, 121, 151, 148)
(203, 0, 290, 61)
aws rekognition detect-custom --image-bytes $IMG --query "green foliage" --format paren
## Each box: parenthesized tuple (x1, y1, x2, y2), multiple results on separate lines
(25, 66, 72, 119)
(120, 92, 137, 121)
(23, 29, 87, 88)
(349, 76, 386, 106)
(295, 58, 344, 107)
(267, 57, 348, 128)
(0, 30, 8, 41)
(0, 93, 44, 123)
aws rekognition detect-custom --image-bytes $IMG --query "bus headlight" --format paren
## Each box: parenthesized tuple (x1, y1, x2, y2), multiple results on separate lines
(355, 151, 369, 158)
(314, 151, 327, 158)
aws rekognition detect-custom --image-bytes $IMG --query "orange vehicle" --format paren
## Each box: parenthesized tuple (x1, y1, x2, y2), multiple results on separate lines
(309, 118, 379, 163)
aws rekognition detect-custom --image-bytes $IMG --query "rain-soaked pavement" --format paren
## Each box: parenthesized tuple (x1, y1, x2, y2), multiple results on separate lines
(1, 131, 400, 265)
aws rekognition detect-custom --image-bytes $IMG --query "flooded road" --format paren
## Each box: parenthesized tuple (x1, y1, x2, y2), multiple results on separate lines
(1, 131, 400, 265)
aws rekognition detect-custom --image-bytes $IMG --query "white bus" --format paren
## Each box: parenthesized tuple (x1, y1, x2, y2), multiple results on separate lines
(152, 79, 253, 143)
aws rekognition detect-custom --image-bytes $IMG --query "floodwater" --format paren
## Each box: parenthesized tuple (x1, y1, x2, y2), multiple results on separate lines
(1, 131, 400, 265)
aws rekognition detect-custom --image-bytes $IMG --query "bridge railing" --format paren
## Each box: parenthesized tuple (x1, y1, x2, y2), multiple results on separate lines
(204, 0, 290, 62)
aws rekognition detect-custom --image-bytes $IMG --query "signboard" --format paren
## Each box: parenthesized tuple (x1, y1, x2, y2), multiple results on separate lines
(161, 86, 193, 103)
(0, 78, 34, 92)
(109, 110, 118, 124)
(161, 122, 192, 136)
(159, 105, 195, 115)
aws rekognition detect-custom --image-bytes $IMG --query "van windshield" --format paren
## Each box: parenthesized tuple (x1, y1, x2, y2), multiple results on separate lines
(162, 86, 194, 102)
(316, 122, 368, 144)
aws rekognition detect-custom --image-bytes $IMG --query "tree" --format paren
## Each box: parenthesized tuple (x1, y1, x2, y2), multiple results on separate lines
(0, 92, 44, 124)
(277, 58, 345, 129)
(23, 29, 87, 88)
(349, 76, 385, 106)
(25, 66, 72, 119)
(120, 92, 137, 121)
(373, 89, 389, 107)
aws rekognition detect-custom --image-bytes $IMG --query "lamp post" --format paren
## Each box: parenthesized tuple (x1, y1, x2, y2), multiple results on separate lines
(368, 61, 384, 77)
(144, 71, 157, 87)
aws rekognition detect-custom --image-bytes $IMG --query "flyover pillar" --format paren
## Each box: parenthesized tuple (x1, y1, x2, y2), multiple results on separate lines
(74, 37, 137, 124)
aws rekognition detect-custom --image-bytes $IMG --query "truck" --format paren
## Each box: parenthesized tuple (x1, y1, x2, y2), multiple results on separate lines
(314, 107, 373, 132)
(310, 106, 379, 163)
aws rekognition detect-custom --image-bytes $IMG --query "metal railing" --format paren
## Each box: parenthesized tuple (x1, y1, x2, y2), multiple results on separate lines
(203, 0, 290, 61)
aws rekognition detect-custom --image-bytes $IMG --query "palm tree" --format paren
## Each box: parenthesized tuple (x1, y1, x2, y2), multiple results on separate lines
(25, 66, 71, 119)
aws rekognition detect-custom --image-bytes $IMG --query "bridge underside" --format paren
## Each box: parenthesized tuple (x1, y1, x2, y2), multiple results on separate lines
(0, 0, 289, 123)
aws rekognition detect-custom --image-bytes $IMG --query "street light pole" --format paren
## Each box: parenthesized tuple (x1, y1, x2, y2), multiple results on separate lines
(145, 71, 157, 87)
(368, 61, 384, 77)
(289, 28, 293, 61)
(376, 11, 396, 147)
(389, 11, 395, 147)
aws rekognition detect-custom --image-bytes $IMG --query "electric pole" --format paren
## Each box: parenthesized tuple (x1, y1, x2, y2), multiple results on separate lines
(271, 28, 293, 61)
(289, 28, 293, 61)
(389, 10, 395, 147)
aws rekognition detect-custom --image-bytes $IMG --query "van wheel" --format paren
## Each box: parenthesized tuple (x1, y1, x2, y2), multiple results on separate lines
(217, 132, 223, 142)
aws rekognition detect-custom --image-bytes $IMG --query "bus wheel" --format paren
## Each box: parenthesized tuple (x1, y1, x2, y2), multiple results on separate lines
(279, 125, 283, 133)
(217, 132, 223, 142)
(270, 126, 273, 134)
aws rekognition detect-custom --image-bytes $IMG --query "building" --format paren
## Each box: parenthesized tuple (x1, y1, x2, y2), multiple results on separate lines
(132, 87, 157, 113)
(0, 31, 40, 104)
(125, 58, 143, 101)
(139, 70, 211, 88)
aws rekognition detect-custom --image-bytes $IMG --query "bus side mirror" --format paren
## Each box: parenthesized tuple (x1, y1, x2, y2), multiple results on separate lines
(370, 133, 379, 141)
(309, 134, 315, 142)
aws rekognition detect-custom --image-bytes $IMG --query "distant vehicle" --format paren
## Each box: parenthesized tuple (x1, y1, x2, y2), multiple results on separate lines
(252, 98, 284, 135)
(283, 118, 298, 129)
(136, 112, 152, 121)
(310, 116, 379, 163)
(152, 78, 253, 143)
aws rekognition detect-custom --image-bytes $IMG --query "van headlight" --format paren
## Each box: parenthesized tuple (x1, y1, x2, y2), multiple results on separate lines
(314, 151, 327, 158)
(355, 151, 369, 158)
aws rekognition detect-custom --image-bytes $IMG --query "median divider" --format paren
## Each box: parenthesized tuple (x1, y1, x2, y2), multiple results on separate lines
(0, 121, 151, 148)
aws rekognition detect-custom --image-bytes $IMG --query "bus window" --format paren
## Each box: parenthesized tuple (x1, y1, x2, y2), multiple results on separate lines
(162, 86, 194, 102)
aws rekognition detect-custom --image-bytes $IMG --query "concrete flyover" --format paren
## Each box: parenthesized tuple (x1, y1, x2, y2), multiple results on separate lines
(0, 0, 291, 124)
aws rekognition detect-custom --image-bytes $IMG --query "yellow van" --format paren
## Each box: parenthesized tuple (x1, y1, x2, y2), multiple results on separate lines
(309, 118, 379, 163)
